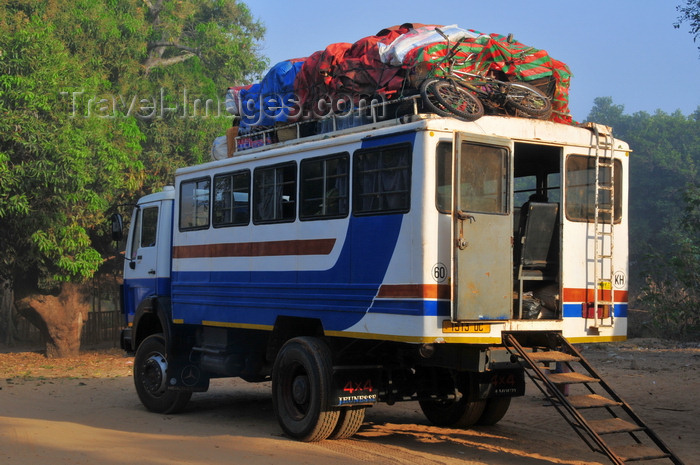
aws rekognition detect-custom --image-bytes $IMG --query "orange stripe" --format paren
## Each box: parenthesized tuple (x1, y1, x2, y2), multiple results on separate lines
(377, 284, 451, 300)
(563, 288, 628, 303)
(173, 239, 336, 259)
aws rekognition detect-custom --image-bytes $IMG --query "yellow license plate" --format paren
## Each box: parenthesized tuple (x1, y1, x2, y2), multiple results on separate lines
(442, 320, 491, 333)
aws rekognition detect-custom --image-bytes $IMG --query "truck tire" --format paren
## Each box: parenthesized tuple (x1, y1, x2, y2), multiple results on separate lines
(329, 406, 365, 439)
(419, 396, 486, 428)
(133, 333, 192, 414)
(475, 397, 511, 426)
(272, 337, 340, 442)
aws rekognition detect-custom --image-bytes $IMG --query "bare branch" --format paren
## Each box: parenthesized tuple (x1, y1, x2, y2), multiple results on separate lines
(143, 52, 197, 73)
(147, 41, 200, 55)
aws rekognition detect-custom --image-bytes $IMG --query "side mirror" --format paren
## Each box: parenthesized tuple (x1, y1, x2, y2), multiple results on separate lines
(110, 213, 124, 242)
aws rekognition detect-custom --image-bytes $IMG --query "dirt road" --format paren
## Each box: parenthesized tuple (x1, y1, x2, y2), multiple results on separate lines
(0, 339, 697, 465)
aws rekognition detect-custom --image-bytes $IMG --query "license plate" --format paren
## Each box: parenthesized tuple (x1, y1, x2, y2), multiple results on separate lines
(442, 320, 490, 333)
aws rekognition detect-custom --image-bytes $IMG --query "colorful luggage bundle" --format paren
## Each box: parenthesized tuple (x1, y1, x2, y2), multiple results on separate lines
(218, 23, 574, 157)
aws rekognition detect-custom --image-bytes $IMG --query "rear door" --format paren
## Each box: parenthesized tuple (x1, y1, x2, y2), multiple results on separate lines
(452, 134, 513, 320)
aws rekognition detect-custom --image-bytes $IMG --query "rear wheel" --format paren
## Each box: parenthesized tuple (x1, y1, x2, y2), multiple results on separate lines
(431, 80, 484, 122)
(475, 397, 511, 426)
(329, 406, 366, 439)
(133, 334, 192, 414)
(420, 396, 486, 427)
(505, 82, 552, 118)
(272, 337, 340, 442)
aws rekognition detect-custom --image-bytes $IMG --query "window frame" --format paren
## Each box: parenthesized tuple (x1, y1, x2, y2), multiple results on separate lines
(435, 141, 452, 214)
(253, 161, 297, 224)
(179, 176, 211, 231)
(352, 143, 412, 216)
(564, 154, 622, 223)
(140, 206, 159, 248)
(213, 169, 251, 228)
(299, 152, 350, 221)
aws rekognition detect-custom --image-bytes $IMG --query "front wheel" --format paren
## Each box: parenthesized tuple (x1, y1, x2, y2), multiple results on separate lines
(420, 78, 452, 117)
(431, 80, 484, 122)
(272, 337, 340, 442)
(505, 82, 552, 118)
(133, 334, 192, 414)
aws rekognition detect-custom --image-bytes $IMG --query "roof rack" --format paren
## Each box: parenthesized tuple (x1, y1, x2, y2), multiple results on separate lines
(234, 93, 424, 151)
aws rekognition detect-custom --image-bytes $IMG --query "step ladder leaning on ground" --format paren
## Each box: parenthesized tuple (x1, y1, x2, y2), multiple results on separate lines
(503, 332, 685, 465)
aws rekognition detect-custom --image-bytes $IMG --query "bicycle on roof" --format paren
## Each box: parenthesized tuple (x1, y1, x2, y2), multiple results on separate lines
(419, 28, 552, 122)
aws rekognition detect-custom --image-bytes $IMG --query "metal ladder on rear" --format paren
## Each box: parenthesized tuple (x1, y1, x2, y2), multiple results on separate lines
(503, 332, 685, 465)
(588, 123, 616, 329)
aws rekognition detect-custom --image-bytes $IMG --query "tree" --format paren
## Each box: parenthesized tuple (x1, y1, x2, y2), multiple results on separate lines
(0, 0, 267, 356)
(675, 0, 700, 56)
(0, 12, 145, 356)
(638, 187, 700, 339)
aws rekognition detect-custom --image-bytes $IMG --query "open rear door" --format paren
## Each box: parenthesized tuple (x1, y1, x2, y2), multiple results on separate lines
(452, 134, 513, 320)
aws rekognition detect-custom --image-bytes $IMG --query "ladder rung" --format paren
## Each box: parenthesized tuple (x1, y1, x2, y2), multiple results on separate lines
(597, 185, 613, 190)
(526, 350, 579, 363)
(547, 372, 597, 385)
(566, 394, 621, 409)
(588, 417, 644, 435)
(615, 444, 670, 462)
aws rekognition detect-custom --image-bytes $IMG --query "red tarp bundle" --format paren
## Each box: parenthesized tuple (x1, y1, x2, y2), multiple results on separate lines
(237, 23, 574, 126)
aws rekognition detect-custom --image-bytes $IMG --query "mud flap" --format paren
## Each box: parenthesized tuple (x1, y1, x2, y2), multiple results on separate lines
(331, 367, 380, 407)
(166, 361, 210, 392)
(474, 369, 525, 399)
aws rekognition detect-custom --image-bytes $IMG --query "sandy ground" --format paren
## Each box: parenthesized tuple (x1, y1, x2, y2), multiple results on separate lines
(0, 339, 697, 465)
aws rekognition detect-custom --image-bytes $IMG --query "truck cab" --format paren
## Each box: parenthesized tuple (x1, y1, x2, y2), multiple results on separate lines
(120, 186, 174, 352)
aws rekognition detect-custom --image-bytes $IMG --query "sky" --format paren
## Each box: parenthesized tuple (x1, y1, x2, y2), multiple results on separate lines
(246, 0, 700, 123)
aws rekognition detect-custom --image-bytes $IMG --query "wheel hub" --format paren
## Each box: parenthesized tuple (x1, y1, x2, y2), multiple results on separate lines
(142, 354, 168, 395)
(291, 374, 310, 405)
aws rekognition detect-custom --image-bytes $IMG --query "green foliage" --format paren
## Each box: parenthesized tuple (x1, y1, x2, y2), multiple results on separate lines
(0, 14, 144, 285)
(587, 98, 700, 339)
(675, 0, 700, 56)
(637, 188, 700, 339)
(0, 0, 267, 291)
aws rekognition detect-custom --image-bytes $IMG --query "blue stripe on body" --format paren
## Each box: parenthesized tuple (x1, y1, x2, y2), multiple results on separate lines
(563, 303, 628, 318)
(172, 131, 420, 331)
(122, 277, 171, 323)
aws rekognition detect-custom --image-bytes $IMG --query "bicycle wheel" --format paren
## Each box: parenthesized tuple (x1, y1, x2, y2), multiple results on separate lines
(504, 82, 552, 118)
(419, 78, 452, 117)
(432, 80, 484, 122)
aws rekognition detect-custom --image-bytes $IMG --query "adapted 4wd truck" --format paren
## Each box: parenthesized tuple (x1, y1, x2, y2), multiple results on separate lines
(114, 111, 684, 465)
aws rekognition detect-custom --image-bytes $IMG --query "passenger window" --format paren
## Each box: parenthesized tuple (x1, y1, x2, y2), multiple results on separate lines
(354, 144, 411, 215)
(179, 178, 211, 230)
(141, 207, 159, 247)
(214, 170, 251, 227)
(300, 153, 349, 220)
(253, 162, 297, 223)
(435, 142, 451, 213)
(565, 155, 622, 222)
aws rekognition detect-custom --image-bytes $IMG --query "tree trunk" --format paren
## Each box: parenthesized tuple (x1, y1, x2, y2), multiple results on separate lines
(0, 279, 17, 346)
(15, 282, 90, 358)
